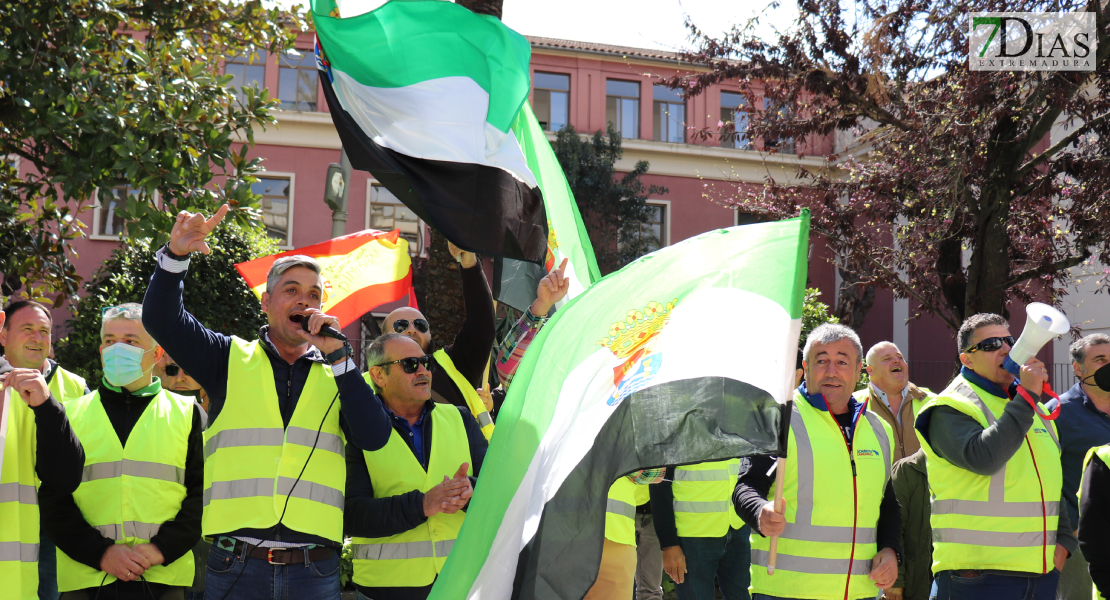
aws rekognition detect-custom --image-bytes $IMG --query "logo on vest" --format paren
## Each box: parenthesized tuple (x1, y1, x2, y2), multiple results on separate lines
(1033, 427, 1051, 437)
(598, 299, 676, 406)
(856, 448, 882, 459)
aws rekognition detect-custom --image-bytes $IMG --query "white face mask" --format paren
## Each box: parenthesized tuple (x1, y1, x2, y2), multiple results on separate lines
(102, 342, 155, 387)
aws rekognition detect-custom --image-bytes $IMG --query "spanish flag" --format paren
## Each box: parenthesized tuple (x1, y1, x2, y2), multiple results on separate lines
(234, 229, 416, 328)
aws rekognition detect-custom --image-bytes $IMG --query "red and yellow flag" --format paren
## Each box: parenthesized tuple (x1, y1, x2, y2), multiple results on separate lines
(235, 229, 416, 328)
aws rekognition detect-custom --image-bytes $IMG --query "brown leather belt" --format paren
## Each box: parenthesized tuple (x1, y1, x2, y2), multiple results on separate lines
(232, 541, 334, 565)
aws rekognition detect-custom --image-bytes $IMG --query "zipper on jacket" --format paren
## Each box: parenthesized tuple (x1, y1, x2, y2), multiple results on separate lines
(832, 410, 860, 600)
(1024, 436, 1049, 574)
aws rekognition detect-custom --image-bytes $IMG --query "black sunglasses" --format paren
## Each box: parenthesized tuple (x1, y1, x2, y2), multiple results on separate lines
(164, 364, 187, 377)
(392, 318, 429, 334)
(376, 354, 435, 374)
(966, 336, 1016, 354)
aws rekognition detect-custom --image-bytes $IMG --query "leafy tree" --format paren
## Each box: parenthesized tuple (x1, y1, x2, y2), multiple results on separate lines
(801, 287, 840, 340)
(553, 124, 669, 274)
(670, 0, 1110, 330)
(0, 0, 302, 304)
(54, 221, 279, 382)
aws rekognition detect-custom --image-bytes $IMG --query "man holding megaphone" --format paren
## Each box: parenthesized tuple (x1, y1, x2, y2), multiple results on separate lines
(916, 312, 1075, 600)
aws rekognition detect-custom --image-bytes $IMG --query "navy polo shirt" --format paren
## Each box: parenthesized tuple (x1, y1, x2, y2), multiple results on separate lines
(1055, 382, 1110, 526)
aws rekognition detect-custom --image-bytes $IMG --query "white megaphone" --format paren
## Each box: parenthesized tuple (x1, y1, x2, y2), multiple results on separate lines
(1003, 302, 1070, 376)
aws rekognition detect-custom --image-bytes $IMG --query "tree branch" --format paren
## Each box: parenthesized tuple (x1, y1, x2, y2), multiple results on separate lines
(1002, 252, 1090, 289)
(1015, 111, 1110, 179)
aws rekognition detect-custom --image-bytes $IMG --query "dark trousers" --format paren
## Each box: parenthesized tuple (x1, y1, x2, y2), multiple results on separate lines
(674, 525, 752, 600)
(39, 533, 59, 600)
(934, 569, 1060, 600)
(203, 544, 341, 600)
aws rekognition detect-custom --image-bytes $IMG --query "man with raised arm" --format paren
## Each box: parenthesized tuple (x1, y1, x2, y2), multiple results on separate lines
(141, 205, 393, 599)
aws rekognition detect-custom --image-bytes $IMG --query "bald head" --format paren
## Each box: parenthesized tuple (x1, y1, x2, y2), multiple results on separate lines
(383, 307, 431, 352)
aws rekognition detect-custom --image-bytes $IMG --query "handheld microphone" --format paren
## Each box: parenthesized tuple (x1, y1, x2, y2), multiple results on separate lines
(291, 313, 348, 341)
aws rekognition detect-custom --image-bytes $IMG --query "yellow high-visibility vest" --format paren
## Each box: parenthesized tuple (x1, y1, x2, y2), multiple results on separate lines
(750, 392, 894, 600)
(57, 388, 194, 591)
(917, 374, 1061, 575)
(0, 381, 42, 599)
(605, 477, 638, 546)
(673, 459, 743, 538)
(351, 404, 472, 588)
(1081, 445, 1110, 600)
(48, 366, 86, 402)
(203, 338, 346, 543)
(432, 349, 493, 441)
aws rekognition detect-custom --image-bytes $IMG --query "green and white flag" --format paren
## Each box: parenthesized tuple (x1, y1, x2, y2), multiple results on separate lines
(429, 213, 811, 600)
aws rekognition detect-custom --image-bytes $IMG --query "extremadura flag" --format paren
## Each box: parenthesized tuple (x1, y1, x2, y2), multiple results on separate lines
(429, 213, 811, 600)
(312, 0, 550, 264)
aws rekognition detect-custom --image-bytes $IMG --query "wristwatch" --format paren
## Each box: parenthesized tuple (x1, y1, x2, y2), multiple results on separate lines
(325, 344, 353, 364)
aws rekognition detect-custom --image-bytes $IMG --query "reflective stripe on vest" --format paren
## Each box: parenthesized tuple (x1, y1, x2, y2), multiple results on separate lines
(918, 376, 1062, 574)
(203, 338, 346, 543)
(605, 478, 638, 545)
(0, 385, 41, 600)
(672, 459, 742, 537)
(352, 404, 472, 588)
(57, 389, 194, 592)
(432, 349, 494, 441)
(751, 395, 894, 600)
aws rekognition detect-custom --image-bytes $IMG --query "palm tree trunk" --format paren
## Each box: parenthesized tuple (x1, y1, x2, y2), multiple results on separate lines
(456, 0, 503, 19)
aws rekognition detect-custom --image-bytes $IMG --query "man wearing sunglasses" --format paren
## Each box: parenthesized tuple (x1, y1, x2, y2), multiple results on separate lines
(346, 333, 488, 600)
(156, 354, 209, 413)
(141, 205, 394, 600)
(916, 313, 1074, 600)
(380, 242, 495, 434)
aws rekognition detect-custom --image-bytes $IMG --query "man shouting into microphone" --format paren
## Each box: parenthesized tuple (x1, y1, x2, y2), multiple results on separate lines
(142, 205, 394, 599)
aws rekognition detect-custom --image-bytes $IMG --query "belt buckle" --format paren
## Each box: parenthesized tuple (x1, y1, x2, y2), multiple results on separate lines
(267, 548, 289, 565)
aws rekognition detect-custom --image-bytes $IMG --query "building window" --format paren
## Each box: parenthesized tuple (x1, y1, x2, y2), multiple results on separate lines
(764, 97, 795, 154)
(367, 183, 424, 257)
(653, 85, 685, 143)
(253, 175, 293, 247)
(225, 51, 267, 105)
(278, 51, 318, 111)
(90, 186, 142, 240)
(533, 72, 569, 132)
(628, 201, 668, 254)
(720, 91, 751, 149)
(606, 80, 640, 139)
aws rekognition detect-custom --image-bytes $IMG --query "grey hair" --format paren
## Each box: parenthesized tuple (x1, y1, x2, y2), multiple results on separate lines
(366, 333, 412, 373)
(1070, 333, 1110, 365)
(100, 302, 143, 339)
(803, 323, 863, 365)
(266, 255, 322, 294)
(957, 313, 1007, 354)
(865, 341, 900, 367)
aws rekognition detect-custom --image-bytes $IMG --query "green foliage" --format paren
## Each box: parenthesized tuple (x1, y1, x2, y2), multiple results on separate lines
(339, 537, 354, 589)
(0, 0, 303, 303)
(801, 287, 839, 341)
(552, 123, 668, 275)
(54, 222, 279, 381)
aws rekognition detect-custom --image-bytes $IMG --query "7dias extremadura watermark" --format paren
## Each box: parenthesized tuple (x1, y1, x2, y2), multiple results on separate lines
(970, 12, 1096, 71)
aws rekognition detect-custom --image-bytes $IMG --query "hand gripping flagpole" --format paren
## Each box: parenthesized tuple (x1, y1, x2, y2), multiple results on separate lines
(768, 399, 793, 575)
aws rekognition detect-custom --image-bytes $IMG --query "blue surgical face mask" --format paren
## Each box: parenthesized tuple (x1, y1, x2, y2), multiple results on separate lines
(102, 342, 155, 387)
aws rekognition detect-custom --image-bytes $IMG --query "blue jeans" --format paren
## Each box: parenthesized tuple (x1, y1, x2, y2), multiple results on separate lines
(675, 525, 751, 600)
(203, 544, 341, 600)
(38, 533, 59, 600)
(934, 569, 1060, 600)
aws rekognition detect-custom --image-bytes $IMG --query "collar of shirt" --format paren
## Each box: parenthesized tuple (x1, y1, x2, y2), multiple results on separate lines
(960, 365, 1016, 399)
(260, 326, 322, 363)
(101, 376, 162, 397)
(869, 382, 910, 413)
(384, 401, 431, 431)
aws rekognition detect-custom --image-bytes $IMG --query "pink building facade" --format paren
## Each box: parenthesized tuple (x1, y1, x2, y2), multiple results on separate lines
(50, 32, 1077, 390)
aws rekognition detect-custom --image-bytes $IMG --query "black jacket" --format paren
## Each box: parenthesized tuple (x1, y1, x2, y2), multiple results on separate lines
(429, 264, 495, 408)
(40, 382, 204, 598)
(345, 401, 489, 600)
(1079, 454, 1110, 596)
